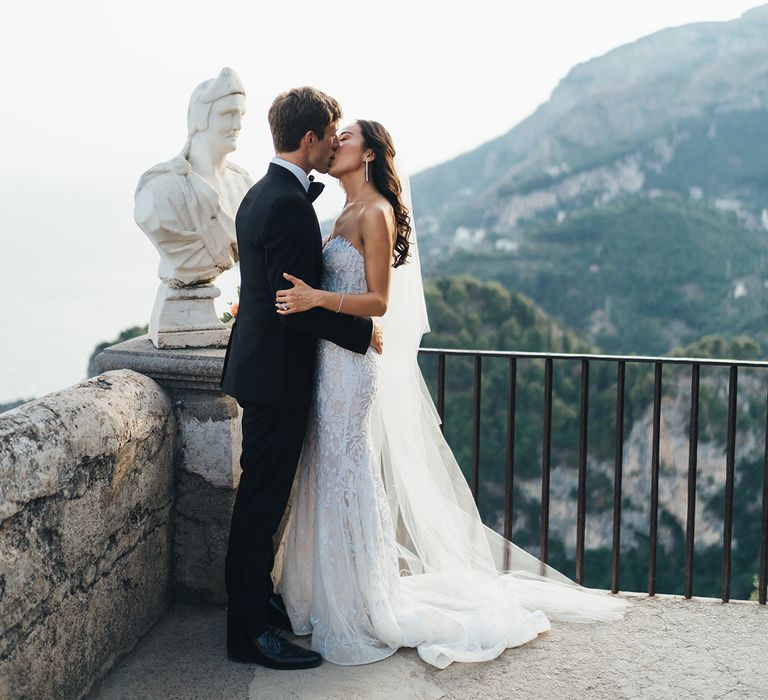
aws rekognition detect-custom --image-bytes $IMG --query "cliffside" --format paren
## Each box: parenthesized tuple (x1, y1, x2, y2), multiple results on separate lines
(411, 6, 768, 355)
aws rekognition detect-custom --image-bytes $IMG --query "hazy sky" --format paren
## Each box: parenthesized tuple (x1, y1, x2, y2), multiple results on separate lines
(0, 1, 763, 402)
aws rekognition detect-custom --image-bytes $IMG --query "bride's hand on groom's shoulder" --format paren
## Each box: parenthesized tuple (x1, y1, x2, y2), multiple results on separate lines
(276, 273, 319, 314)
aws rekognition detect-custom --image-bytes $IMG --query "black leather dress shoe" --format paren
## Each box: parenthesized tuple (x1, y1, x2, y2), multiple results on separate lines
(267, 594, 293, 633)
(227, 628, 323, 670)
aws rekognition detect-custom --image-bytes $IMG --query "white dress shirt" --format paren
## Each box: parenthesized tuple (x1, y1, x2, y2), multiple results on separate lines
(271, 157, 311, 192)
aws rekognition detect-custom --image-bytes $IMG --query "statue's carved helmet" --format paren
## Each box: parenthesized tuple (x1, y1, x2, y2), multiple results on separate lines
(186, 67, 246, 138)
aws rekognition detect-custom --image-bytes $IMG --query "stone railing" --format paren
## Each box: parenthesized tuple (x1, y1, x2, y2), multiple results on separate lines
(1, 335, 243, 699)
(0, 371, 175, 699)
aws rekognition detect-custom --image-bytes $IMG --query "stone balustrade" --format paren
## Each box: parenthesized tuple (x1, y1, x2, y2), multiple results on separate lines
(0, 371, 175, 699)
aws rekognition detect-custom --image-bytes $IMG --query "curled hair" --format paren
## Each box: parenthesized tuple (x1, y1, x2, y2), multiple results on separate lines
(357, 120, 411, 268)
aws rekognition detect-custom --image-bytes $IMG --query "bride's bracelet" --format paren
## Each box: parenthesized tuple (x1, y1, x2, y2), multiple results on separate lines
(336, 292, 345, 313)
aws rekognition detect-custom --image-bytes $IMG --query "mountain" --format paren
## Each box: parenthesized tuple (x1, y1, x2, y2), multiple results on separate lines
(436, 196, 768, 355)
(411, 5, 768, 355)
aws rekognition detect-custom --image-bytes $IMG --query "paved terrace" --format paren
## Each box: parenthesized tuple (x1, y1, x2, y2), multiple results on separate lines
(88, 594, 767, 699)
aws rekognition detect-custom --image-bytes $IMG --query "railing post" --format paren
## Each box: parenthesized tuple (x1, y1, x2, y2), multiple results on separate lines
(684, 363, 700, 599)
(722, 365, 738, 602)
(611, 361, 625, 594)
(760, 385, 768, 605)
(576, 359, 589, 585)
(503, 358, 517, 543)
(648, 362, 662, 596)
(540, 357, 553, 564)
(437, 353, 446, 434)
(471, 355, 482, 503)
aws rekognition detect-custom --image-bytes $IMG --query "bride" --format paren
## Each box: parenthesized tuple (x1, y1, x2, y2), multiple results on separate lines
(272, 120, 629, 669)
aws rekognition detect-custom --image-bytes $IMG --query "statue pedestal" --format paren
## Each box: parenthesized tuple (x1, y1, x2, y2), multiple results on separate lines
(149, 283, 229, 349)
(95, 336, 239, 604)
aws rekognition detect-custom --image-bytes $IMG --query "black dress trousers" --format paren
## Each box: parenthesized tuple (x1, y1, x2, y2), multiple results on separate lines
(224, 401, 309, 639)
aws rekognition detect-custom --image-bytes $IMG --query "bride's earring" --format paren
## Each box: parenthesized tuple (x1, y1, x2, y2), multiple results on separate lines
(364, 160, 369, 183)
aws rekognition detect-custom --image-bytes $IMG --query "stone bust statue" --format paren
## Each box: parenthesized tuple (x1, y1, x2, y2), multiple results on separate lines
(135, 67, 253, 348)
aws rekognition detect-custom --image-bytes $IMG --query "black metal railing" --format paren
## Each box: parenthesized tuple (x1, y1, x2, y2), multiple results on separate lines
(417, 348, 768, 605)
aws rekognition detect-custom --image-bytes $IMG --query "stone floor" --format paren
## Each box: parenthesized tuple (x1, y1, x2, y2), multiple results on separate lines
(88, 594, 767, 700)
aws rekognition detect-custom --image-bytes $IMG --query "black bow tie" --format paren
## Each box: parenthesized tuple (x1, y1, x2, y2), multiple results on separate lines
(307, 180, 325, 203)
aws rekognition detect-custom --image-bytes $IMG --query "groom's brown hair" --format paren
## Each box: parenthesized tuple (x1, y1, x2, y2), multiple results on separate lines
(268, 87, 342, 153)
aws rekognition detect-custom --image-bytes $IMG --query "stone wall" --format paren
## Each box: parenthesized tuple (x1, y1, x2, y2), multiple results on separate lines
(0, 370, 175, 700)
(94, 336, 242, 605)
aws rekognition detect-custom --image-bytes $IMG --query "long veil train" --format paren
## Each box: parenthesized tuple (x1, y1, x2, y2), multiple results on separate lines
(370, 171, 630, 625)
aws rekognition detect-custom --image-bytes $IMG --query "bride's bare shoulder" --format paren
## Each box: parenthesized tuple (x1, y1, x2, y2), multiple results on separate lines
(360, 198, 395, 239)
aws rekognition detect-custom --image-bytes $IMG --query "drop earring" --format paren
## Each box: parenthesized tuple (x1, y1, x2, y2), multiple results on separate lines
(364, 160, 369, 183)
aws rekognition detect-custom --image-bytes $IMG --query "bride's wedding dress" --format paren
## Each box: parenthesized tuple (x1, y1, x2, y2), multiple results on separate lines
(275, 235, 629, 669)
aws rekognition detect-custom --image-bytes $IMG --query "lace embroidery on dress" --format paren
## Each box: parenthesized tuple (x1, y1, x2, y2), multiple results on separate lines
(276, 237, 399, 664)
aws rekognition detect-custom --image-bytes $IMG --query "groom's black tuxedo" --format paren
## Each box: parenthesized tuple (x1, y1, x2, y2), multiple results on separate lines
(221, 162, 373, 406)
(220, 162, 373, 642)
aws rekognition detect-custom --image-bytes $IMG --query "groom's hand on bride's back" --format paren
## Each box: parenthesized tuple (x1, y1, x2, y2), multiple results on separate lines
(370, 320, 383, 354)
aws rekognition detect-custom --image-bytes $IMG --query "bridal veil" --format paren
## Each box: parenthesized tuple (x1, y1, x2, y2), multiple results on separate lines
(371, 166, 630, 625)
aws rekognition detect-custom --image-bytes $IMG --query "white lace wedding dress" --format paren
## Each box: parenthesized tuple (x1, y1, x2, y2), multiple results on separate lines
(274, 236, 629, 669)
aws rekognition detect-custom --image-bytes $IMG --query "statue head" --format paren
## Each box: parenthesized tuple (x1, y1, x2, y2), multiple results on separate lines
(184, 67, 246, 157)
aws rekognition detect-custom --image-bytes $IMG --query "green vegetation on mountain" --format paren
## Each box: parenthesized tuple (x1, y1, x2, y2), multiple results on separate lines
(645, 109, 768, 198)
(436, 197, 768, 355)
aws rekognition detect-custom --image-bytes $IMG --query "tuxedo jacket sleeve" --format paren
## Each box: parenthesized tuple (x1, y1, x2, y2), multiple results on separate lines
(261, 195, 373, 353)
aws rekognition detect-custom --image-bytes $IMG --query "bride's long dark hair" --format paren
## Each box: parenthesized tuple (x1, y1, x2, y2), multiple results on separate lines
(357, 120, 411, 268)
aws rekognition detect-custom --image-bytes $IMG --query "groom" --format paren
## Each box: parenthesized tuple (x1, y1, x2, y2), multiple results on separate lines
(220, 87, 381, 669)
